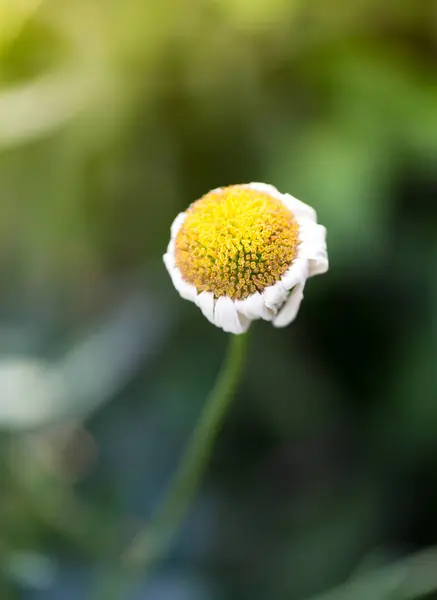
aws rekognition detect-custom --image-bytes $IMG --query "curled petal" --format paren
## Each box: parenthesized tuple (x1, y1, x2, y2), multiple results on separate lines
(282, 194, 317, 221)
(273, 284, 305, 328)
(163, 182, 328, 333)
(280, 259, 308, 291)
(298, 220, 329, 277)
(194, 291, 215, 324)
(262, 280, 288, 312)
(308, 225, 329, 276)
(214, 297, 250, 335)
(163, 255, 197, 302)
(163, 248, 175, 271)
(245, 182, 283, 202)
(235, 292, 274, 321)
(170, 212, 186, 240)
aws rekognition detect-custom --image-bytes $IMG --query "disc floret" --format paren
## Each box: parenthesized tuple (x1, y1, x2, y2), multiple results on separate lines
(175, 185, 299, 300)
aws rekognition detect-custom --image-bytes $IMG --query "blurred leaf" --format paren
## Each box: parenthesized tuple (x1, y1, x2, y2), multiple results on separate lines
(0, 0, 45, 53)
(270, 118, 393, 271)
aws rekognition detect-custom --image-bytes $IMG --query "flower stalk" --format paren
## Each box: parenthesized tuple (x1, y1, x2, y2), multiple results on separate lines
(123, 331, 249, 572)
(93, 332, 249, 600)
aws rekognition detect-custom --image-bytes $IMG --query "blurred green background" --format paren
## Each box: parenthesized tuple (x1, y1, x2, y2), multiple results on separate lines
(2, 0, 437, 598)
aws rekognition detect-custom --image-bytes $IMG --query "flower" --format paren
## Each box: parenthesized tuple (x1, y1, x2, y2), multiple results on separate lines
(163, 183, 328, 334)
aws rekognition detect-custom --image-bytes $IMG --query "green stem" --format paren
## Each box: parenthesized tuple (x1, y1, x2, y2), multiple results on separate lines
(124, 331, 249, 571)
(94, 332, 250, 599)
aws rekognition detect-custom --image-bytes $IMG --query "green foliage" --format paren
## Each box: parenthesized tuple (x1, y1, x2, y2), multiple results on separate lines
(1, 1, 437, 599)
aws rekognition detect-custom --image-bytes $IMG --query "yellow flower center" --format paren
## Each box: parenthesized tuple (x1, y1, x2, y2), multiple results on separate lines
(175, 185, 299, 300)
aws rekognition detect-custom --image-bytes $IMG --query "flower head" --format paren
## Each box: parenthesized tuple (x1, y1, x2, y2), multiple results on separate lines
(164, 183, 328, 334)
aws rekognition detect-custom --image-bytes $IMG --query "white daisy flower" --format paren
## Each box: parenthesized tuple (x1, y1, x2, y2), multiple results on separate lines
(163, 183, 328, 334)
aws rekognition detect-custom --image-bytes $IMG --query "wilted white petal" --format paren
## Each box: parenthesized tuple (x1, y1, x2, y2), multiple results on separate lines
(172, 271, 197, 302)
(307, 225, 329, 276)
(280, 259, 308, 291)
(164, 260, 197, 302)
(208, 186, 223, 195)
(164, 250, 196, 301)
(235, 292, 274, 321)
(170, 212, 186, 239)
(214, 297, 249, 335)
(262, 280, 288, 312)
(194, 291, 215, 324)
(282, 194, 317, 221)
(273, 284, 305, 328)
(245, 182, 283, 202)
(237, 313, 251, 331)
(163, 250, 175, 272)
(298, 221, 329, 277)
(309, 254, 329, 277)
(163, 182, 328, 333)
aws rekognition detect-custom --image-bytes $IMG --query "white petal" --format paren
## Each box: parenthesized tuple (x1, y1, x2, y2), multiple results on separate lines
(280, 259, 308, 291)
(245, 182, 284, 202)
(308, 225, 328, 276)
(262, 280, 288, 312)
(246, 183, 317, 224)
(194, 291, 215, 324)
(163, 249, 175, 272)
(173, 271, 197, 301)
(273, 284, 305, 328)
(214, 296, 250, 334)
(163, 255, 197, 302)
(281, 194, 317, 222)
(298, 221, 328, 278)
(208, 186, 223, 195)
(164, 235, 198, 302)
(237, 313, 251, 332)
(235, 291, 274, 321)
(170, 212, 186, 240)
(309, 254, 328, 276)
